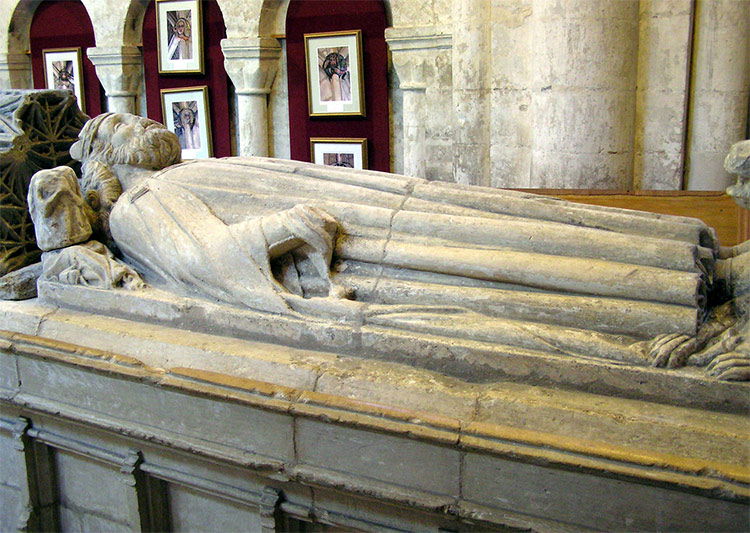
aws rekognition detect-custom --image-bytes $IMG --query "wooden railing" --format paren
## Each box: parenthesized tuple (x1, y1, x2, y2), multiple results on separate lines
(520, 190, 749, 247)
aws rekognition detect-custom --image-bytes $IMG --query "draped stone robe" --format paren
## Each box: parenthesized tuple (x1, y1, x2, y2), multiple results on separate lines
(109, 157, 714, 363)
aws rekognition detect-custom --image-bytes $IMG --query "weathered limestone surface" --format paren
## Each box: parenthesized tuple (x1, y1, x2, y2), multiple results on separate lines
(633, 0, 693, 189)
(685, 0, 750, 190)
(0, 301, 747, 531)
(530, 0, 639, 189)
(14, 113, 750, 390)
(1, 1, 748, 189)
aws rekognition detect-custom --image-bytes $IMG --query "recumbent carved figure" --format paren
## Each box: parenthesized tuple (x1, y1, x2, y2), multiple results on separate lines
(19, 113, 750, 381)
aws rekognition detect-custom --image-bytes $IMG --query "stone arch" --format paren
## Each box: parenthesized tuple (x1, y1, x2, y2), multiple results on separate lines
(122, 0, 150, 46)
(3, 0, 38, 54)
(5, 1, 107, 52)
(232, 0, 393, 40)
(217, 0, 264, 39)
(0, 0, 39, 87)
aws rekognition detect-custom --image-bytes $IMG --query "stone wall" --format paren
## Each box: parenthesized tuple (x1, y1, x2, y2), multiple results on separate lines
(0, 0, 747, 189)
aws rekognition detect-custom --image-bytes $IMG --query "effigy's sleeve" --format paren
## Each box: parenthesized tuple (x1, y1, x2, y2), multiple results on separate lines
(108, 179, 290, 314)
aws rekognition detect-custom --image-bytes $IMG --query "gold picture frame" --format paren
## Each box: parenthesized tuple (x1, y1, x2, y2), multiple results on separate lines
(42, 47, 85, 113)
(160, 86, 213, 159)
(304, 30, 365, 117)
(156, 0, 204, 74)
(310, 138, 368, 170)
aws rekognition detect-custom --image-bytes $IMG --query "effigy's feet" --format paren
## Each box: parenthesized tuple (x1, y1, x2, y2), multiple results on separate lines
(644, 308, 750, 380)
(648, 333, 700, 369)
(705, 351, 750, 381)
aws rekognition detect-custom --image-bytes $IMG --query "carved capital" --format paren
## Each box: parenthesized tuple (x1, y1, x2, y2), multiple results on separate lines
(0, 53, 32, 88)
(10, 417, 31, 450)
(221, 38, 282, 95)
(86, 46, 143, 98)
(259, 486, 283, 532)
(385, 26, 451, 90)
(389, 54, 429, 91)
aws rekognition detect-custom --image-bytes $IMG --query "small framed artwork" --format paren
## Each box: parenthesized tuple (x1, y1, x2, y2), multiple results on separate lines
(42, 48, 85, 112)
(304, 30, 365, 117)
(160, 86, 213, 159)
(156, 0, 203, 74)
(310, 138, 368, 170)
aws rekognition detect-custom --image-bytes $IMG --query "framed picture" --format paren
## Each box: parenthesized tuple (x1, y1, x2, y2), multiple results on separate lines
(304, 30, 365, 117)
(156, 0, 203, 74)
(42, 48, 85, 112)
(310, 138, 368, 170)
(161, 86, 213, 159)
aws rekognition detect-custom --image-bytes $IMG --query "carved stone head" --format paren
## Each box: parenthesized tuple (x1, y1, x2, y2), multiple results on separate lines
(70, 113, 181, 170)
(28, 167, 92, 251)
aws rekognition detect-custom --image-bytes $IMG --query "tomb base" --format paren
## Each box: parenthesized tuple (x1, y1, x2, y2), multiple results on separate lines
(0, 298, 748, 531)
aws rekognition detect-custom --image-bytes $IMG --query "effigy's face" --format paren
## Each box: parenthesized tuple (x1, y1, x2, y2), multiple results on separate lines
(99, 114, 162, 150)
(70, 114, 163, 162)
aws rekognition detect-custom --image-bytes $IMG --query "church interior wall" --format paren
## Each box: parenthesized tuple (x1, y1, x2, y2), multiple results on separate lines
(28, 1, 105, 116)
(1, 0, 747, 189)
(0, 2, 749, 526)
(140, 0, 233, 157)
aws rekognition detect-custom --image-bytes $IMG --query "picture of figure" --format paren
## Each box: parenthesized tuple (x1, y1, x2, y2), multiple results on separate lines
(52, 61, 75, 92)
(167, 10, 192, 60)
(317, 47, 351, 103)
(323, 153, 354, 168)
(172, 101, 201, 150)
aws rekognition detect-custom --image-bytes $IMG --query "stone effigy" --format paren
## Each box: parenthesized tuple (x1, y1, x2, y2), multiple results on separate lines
(0, 90, 88, 295)
(12, 113, 750, 384)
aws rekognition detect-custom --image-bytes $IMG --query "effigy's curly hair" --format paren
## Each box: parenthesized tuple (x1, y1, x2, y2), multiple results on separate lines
(77, 113, 181, 170)
(75, 113, 182, 248)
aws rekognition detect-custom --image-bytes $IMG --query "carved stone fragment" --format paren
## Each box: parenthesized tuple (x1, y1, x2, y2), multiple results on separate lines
(0, 90, 88, 275)
(0, 262, 41, 300)
(27, 167, 92, 251)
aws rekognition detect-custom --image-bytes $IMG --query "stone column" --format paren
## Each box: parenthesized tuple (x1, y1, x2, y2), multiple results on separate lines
(685, 0, 750, 190)
(452, 0, 491, 186)
(222, 38, 281, 157)
(489, 1, 533, 188)
(530, 0, 639, 189)
(0, 53, 31, 88)
(1, 417, 59, 531)
(386, 26, 451, 179)
(633, 0, 694, 190)
(86, 47, 142, 114)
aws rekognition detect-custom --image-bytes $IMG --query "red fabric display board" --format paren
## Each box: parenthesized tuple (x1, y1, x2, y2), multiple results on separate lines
(30, 1, 104, 117)
(286, 0, 390, 172)
(142, 0, 231, 157)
